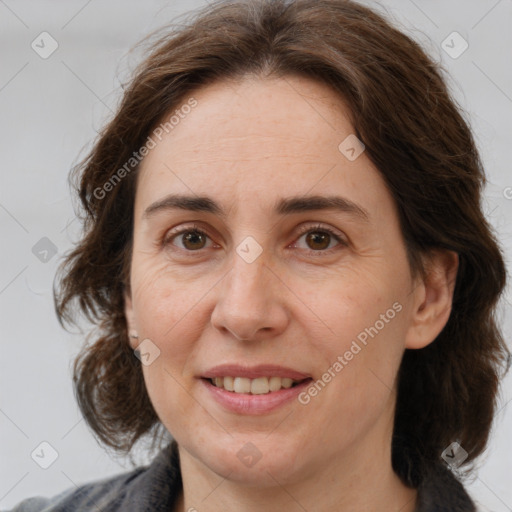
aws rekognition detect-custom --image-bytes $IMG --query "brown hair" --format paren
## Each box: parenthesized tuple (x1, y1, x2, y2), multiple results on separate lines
(55, 0, 509, 486)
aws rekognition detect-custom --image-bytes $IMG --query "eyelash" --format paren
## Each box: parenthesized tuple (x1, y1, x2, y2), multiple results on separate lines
(162, 223, 347, 257)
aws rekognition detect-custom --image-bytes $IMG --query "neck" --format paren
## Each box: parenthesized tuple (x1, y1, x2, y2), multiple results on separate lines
(174, 411, 417, 512)
(176, 460, 416, 512)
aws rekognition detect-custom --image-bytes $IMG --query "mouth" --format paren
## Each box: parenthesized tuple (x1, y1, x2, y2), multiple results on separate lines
(200, 364, 313, 414)
(205, 376, 309, 394)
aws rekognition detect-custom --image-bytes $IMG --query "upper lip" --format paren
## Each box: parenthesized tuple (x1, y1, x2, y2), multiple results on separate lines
(201, 364, 311, 381)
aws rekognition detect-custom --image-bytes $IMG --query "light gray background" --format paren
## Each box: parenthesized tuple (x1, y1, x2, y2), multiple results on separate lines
(0, 0, 511, 510)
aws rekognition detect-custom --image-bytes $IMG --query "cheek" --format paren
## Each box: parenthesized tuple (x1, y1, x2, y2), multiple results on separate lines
(132, 264, 204, 428)
(305, 267, 409, 400)
(295, 286, 407, 450)
(312, 269, 403, 345)
(132, 257, 192, 331)
(130, 257, 217, 377)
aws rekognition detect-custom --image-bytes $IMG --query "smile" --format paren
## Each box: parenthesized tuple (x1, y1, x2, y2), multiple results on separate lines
(209, 376, 305, 394)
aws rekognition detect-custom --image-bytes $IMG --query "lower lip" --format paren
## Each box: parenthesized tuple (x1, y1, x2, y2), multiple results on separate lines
(201, 378, 313, 415)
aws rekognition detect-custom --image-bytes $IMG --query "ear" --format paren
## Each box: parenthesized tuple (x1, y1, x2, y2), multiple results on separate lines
(124, 290, 139, 350)
(405, 249, 459, 350)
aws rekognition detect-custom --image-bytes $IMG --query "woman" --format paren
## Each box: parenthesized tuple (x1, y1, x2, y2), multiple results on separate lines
(8, 0, 508, 510)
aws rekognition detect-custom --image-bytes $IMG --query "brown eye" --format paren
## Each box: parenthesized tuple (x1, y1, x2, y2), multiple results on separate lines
(305, 231, 331, 251)
(164, 226, 214, 252)
(291, 224, 347, 255)
(181, 231, 207, 250)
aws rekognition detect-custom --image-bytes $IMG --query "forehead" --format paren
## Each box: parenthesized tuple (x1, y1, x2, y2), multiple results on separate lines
(157, 75, 352, 154)
(135, 75, 390, 220)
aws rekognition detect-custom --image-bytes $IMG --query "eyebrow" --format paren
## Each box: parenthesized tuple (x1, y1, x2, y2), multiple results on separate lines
(143, 194, 370, 222)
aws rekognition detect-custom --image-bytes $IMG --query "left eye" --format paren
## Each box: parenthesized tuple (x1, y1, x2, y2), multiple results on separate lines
(293, 227, 344, 252)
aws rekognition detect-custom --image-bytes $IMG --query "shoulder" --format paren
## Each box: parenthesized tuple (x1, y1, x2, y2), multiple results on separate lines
(4, 466, 146, 512)
(416, 463, 477, 512)
(4, 442, 181, 512)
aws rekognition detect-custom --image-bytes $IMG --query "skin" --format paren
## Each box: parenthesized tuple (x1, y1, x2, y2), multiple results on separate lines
(124, 75, 458, 512)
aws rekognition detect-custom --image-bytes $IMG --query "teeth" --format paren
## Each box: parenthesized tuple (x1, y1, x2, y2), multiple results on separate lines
(251, 377, 269, 395)
(281, 378, 293, 389)
(223, 376, 234, 391)
(210, 376, 301, 394)
(233, 377, 251, 393)
(269, 376, 281, 392)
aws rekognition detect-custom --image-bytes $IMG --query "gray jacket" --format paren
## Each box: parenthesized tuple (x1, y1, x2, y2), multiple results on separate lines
(4, 441, 477, 511)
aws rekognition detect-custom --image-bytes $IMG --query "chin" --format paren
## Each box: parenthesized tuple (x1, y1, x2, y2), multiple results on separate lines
(183, 433, 308, 486)
(214, 451, 300, 487)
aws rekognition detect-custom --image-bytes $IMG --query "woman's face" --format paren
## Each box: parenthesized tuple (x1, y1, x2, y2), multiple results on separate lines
(125, 75, 427, 485)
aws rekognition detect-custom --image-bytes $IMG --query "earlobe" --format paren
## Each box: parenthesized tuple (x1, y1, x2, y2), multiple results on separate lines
(405, 250, 459, 350)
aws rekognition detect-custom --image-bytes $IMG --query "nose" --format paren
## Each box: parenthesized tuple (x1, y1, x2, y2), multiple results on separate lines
(210, 253, 289, 342)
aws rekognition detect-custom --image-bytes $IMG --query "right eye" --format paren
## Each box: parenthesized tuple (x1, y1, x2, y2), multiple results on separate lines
(163, 224, 217, 252)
